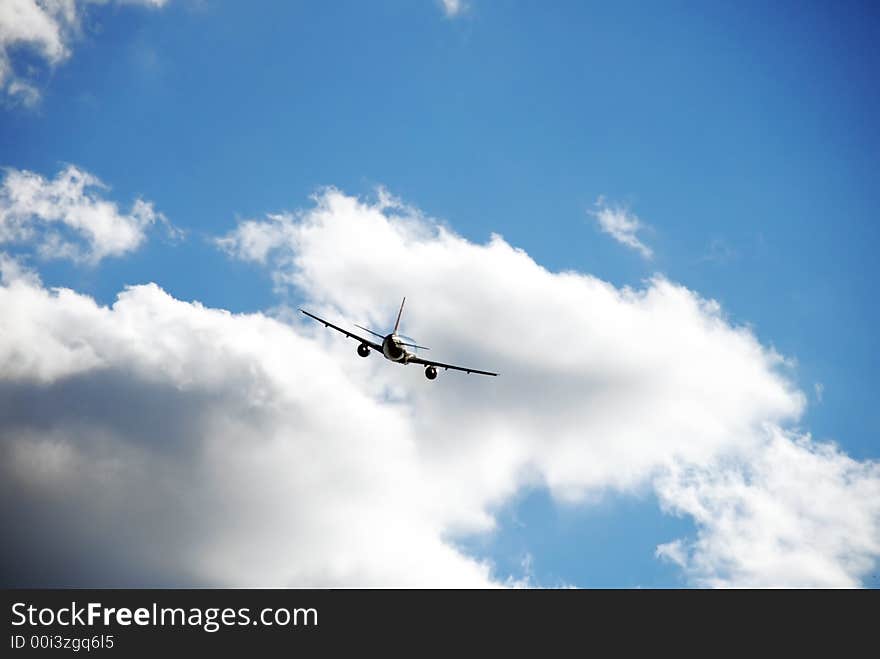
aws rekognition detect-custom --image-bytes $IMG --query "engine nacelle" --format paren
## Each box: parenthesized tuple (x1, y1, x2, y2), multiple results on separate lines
(425, 365, 438, 380)
(357, 343, 370, 357)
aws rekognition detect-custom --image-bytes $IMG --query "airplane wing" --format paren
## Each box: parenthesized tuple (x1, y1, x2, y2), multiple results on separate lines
(407, 355, 498, 377)
(300, 309, 383, 351)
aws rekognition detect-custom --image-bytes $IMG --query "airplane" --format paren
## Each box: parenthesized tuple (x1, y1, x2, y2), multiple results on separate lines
(300, 297, 498, 380)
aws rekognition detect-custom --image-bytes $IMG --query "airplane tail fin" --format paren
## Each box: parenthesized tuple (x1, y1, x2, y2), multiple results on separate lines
(393, 297, 406, 334)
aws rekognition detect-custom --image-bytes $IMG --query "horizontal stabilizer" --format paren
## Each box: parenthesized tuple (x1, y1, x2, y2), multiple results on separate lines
(354, 324, 385, 340)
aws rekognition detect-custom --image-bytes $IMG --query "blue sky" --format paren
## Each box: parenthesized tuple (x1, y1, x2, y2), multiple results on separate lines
(2, 1, 879, 587)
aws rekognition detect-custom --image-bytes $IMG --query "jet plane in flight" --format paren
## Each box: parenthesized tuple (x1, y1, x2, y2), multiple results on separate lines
(300, 298, 498, 380)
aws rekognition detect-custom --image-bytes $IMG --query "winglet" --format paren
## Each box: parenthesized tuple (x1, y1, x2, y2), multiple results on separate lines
(393, 296, 406, 334)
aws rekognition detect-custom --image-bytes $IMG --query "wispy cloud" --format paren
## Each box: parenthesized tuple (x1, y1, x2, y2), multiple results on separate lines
(699, 238, 737, 265)
(590, 197, 653, 259)
(0, 0, 169, 106)
(440, 0, 467, 18)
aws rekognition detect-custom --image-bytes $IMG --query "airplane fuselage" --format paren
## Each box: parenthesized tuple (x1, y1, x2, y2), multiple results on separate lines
(382, 334, 411, 362)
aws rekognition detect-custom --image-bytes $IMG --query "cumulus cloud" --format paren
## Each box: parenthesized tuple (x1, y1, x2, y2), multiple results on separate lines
(0, 0, 168, 106)
(656, 431, 880, 587)
(0, 165, 170, 263)
(0, 260, 494, 586)
(2, 188, 878, 587)
(215, 189, 879, 586)
(591, 197, 653, 259)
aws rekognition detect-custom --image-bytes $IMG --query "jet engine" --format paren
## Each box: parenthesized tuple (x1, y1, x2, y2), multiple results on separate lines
(357, 343, 370, 357)
(425, 365, 438, 380)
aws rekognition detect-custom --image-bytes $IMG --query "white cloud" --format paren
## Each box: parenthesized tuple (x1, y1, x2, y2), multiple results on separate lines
(440, 0, 467, 18)
(0, 262, 494, 586)
(2, 188, 878, 587)
(700, 238, 737, 265)
(215, 213, 298, 266)
(656, 430, 880, 587)
(0, 250, 41, 286)
(213, 189, 878, 586)
(0, 165, 169, 263)
(655, 539, 688, 569)
(220, 191, 804, 506)
(591, 197, 653, 259)
(0, 0, 169, 105)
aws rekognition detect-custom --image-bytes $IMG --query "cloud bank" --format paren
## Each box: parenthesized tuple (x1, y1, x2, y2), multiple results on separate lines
(2, 188, 878, 587)
(0, 0, 168, 105)
(0, 265, 492, 586)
